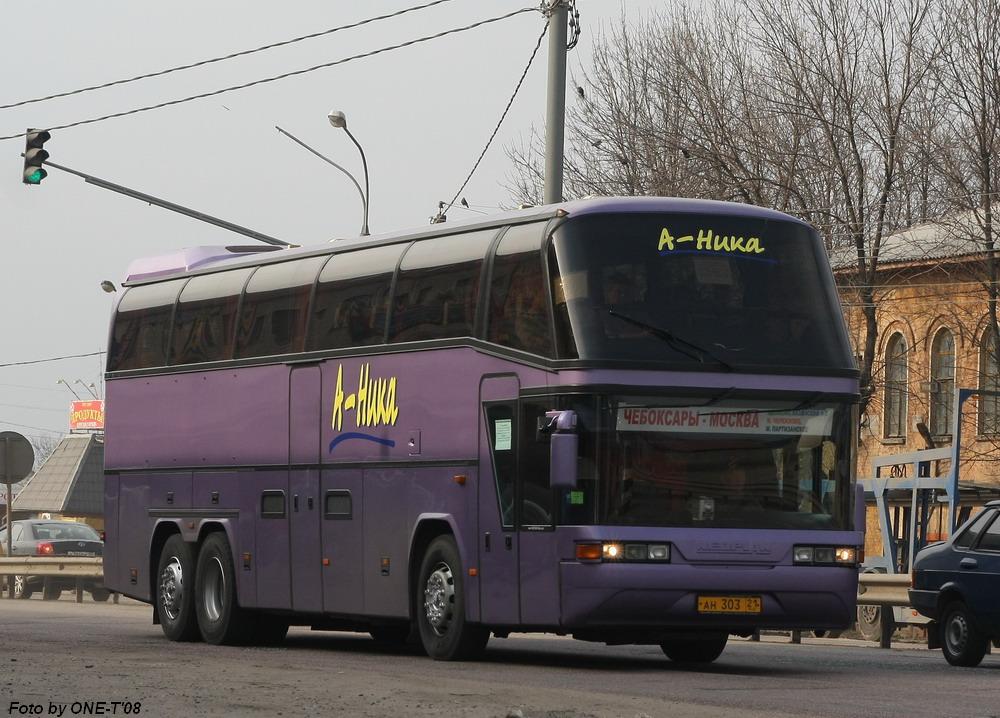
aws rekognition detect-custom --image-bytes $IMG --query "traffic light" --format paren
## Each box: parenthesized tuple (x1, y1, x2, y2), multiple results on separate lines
(22, 128, 50, 185)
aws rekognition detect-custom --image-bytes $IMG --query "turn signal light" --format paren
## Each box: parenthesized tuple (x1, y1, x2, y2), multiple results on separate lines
(576, 543, 602, 561)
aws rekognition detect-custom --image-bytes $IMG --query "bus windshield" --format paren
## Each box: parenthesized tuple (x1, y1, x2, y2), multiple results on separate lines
(549, 212, 854, 371)
(562, 394, 855, 530)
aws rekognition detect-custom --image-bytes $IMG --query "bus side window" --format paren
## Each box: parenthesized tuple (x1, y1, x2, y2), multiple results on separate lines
(170, 268, 253, 365)
(307, 244, 406, 351)
(109, 279, 187, 371)
(484, 404, 516, 528)
(387, 230, 495, 343)
(487, 223, 552, 357)
(519, 400, 554, 527)
(234, 256, 326, 359)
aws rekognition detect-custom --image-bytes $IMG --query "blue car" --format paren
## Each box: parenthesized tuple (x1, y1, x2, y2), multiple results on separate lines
(909, 500, 1000, 666)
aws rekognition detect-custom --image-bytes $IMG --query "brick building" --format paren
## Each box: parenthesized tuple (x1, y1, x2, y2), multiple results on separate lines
(834, 215, 1000, 548)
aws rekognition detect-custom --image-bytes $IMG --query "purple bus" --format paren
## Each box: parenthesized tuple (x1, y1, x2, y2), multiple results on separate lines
(103, 197, 862, 662)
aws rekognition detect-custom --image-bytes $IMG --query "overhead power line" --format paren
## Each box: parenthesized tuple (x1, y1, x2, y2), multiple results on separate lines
(0, 351, 104, 369)
(0, 420, 64, 435)
(439, 17, 549, 221)
(0, 0, 460, 111)
(0, 7, 540, 143)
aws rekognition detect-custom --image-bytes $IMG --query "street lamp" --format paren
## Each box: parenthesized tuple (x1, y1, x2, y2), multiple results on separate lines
(328, 110, 370, 237)
(100, 280, 117, 293)
(56, 379, 82, 401)
(75, 380, 99, 399)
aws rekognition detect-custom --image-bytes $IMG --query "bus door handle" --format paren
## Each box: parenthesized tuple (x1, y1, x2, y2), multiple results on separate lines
(307, 497, 314, 510)
(505, 535, 513, 551)
(293, 494, 299, 512)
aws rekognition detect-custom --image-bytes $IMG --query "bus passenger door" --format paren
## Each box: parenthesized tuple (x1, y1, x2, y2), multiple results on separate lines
(289, 365, 323, 614)
(518, 398, 559, 625)
(479, 375, 520, 626)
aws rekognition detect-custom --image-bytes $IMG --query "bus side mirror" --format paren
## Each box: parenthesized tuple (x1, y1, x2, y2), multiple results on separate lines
(854, 483, 866, 535)
(546, 410, 578, 489)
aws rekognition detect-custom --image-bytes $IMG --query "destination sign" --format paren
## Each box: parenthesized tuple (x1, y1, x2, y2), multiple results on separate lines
(616, 406, 833, 436)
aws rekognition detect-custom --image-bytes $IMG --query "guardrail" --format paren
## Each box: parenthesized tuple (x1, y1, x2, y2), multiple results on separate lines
(0, 557, 113, 603)
(857, 573, 911, 607)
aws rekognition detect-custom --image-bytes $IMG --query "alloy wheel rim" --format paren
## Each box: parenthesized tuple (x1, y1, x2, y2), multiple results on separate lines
(158, 557, 184, 621)
(423, 562, 455, 636)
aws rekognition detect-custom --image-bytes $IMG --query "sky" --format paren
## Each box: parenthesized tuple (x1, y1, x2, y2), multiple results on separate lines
(0, 0, 665, 450)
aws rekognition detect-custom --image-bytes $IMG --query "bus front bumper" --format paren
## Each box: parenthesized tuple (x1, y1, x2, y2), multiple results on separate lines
(560, 562, 857, 631)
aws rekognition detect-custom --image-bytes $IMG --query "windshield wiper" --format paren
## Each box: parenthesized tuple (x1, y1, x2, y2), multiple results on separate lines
(608, 308, 733, 371)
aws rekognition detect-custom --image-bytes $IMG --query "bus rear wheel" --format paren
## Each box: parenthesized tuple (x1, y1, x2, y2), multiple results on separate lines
(415, 535, 488, 661)
(660, 634, 728, 663)
(195, 532, 252, 645)
(156, 534, 200, 641)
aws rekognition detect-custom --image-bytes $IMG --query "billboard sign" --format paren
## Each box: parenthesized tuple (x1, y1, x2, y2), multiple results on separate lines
(70, 400, 105, 431)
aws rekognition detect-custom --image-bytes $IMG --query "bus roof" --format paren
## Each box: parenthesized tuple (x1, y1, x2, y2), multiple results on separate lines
(122, 196, 810, 285)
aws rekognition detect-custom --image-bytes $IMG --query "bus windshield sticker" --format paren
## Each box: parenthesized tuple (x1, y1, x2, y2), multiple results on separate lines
(616, 406, 834, 437)
(494, 419, 512, 451)
(329, 362, 399, 453)
(657, 227, 776, 264)
(569, 490, 585, 505)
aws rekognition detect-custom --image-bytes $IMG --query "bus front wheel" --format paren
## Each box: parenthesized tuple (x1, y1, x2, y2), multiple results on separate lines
(660, 634, 728, 663)
(194, 532, 252, 645)
(415, 535, 489, 661)
(156, 535, 201, 641)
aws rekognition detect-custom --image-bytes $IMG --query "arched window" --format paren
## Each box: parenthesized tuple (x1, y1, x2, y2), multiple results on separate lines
(884, 333, 907, 438)
(980, 326, 1000, 435)
(930, 328, 955, 436)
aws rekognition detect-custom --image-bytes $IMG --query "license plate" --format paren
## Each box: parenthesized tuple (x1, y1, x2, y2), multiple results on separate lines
(697, 595, 762, 614)
(66, 551, 94, 557)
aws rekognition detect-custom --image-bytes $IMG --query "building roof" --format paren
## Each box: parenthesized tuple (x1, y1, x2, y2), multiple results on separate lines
(829, 212, 987, 270)
(12, 435, 104, 516)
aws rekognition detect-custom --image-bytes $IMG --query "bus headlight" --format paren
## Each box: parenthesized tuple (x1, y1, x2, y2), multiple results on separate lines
(576, 542, 671, 563)
(793, 545, 859, 567)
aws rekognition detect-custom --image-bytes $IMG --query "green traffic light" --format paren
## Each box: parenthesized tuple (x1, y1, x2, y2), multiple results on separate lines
(25, 168, 46, 184)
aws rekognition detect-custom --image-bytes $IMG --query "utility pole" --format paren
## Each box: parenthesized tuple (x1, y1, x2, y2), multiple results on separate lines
(544, 0, 568, 205)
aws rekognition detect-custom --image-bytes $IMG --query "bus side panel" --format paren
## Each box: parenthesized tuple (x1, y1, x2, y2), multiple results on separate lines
(191, 471, 256, 608)
(363, 467, 410, 618)
(116, 474, 153, 601)
(362, 466, 478, 619)
(249, 469, 292, 610)
(103, 473, 120, 593)
(104, 367, 290, 469)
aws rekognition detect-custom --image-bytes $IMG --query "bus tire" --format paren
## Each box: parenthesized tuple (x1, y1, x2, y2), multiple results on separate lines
(194, 532, 253, 645)
(415, 535, 488, 661)
(91, 588, 111, 602)
(155, 534, 200, 642)
(941, 601, 988, 667)
(660, 634, 728, 663)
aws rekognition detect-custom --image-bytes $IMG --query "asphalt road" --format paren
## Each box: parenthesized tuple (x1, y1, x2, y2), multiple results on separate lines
(1, 597, 998, 718)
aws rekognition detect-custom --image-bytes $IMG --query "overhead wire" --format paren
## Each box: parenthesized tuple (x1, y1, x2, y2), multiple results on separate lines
(0, 7, 541, 143)
(0, 0, 461, 111)
(0, 420, 64, 435)
(0, 351, 104, 369)
(439, 15, 549, 220)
